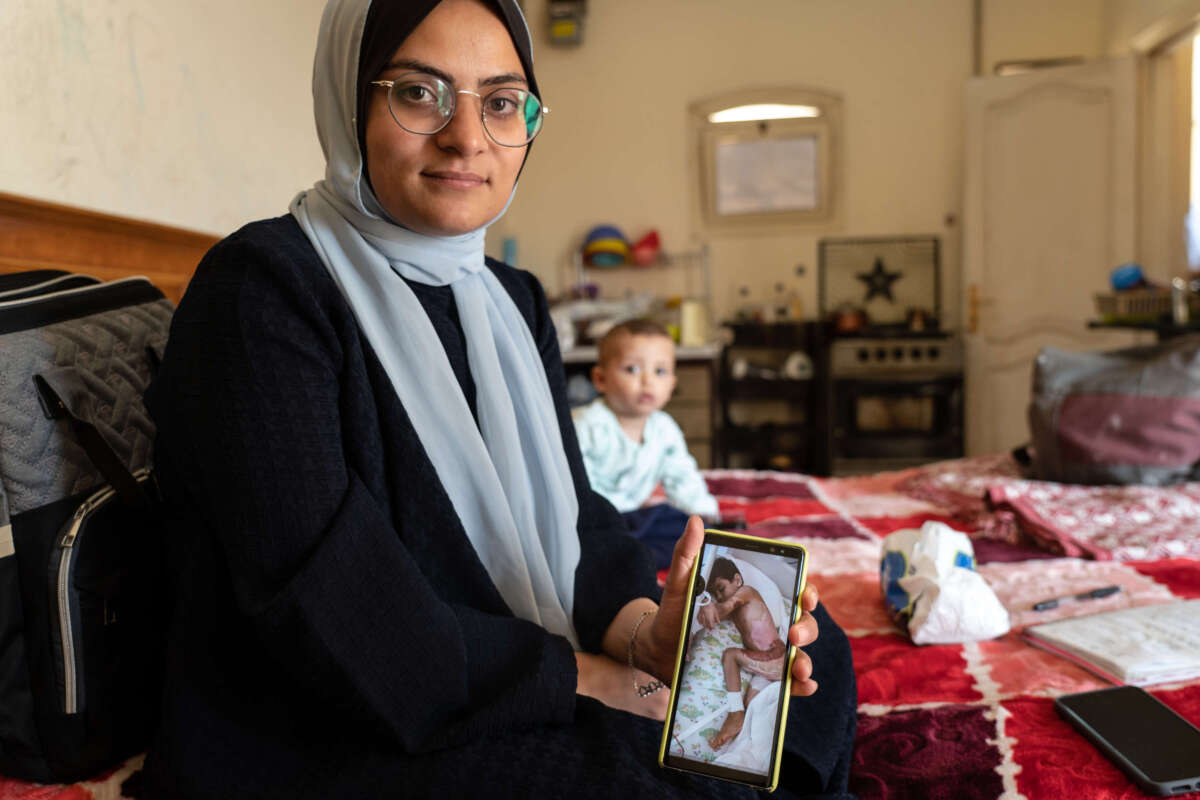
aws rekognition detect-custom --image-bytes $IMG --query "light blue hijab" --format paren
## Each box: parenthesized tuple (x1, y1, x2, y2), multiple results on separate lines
(289, 0, 581, 648)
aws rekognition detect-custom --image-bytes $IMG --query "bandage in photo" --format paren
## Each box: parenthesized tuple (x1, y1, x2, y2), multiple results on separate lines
(749, 673, 775, 693)
(726, 690, 744, 711)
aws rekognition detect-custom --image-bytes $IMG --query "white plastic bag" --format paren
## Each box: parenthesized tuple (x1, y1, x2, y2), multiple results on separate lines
(880, 521, 1010, 645)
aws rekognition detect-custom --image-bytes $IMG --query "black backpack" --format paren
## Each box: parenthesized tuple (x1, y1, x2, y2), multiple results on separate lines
(0, 270, 173, 783)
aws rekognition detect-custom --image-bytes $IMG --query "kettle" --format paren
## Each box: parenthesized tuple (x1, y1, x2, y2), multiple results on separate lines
(831, 304, 868, 333)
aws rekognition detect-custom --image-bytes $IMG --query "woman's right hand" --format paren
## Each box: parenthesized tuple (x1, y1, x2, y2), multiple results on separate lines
(575, 652, 669, 721)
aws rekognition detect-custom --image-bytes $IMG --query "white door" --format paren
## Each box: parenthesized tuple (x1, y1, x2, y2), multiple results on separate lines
(963, 57, 1146, 456)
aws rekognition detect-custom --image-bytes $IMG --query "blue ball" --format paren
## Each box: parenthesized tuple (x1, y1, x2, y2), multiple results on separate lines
(1110, 263, 1146, 291)
(584, 224, 628, 246)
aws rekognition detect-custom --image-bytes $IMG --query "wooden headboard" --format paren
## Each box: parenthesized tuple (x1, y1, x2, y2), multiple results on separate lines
(0, 191, 221, 305)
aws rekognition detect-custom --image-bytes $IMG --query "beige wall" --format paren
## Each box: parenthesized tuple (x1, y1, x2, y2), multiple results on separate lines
(981, 0, 1105, 73)
(1104, 0, 1200, 281)
(0, 0, 327, 236)
(1104, 0, 1200, 54)
(495, 0, 974, 327)
(4, 0, 1183, 329)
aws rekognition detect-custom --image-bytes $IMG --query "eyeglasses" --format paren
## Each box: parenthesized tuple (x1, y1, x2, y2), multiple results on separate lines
(370, 72, 548, 148)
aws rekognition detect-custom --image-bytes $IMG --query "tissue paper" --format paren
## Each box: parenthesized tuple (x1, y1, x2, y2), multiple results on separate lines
(880, 521, 1010, 645)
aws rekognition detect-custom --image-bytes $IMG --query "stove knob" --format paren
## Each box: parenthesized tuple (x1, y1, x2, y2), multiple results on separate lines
(892, 347, 904, 360)
(910, 347, 922, 360)
(875, 347, 887, 361)
(857, 348, 869, 362)
(927, 346, 941, 359)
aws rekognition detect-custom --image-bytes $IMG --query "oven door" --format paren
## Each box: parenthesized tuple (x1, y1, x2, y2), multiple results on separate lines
(830, 374, 963, 472)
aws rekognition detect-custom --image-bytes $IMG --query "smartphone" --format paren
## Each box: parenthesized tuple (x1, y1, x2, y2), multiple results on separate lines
(1054, 686, 1200, 796)
(658, 529, 808, 792)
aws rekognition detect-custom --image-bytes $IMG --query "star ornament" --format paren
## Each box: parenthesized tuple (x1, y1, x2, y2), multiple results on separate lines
(857, 257, 903, 302)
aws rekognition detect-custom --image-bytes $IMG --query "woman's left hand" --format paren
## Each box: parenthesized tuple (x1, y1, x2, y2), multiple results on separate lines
(643, 516, 822, 696)
(576, 651, 670, 721)
(787, 578, 821, 696)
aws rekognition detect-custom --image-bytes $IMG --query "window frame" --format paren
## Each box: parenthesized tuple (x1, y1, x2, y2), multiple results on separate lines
(690, 87, 843, 232)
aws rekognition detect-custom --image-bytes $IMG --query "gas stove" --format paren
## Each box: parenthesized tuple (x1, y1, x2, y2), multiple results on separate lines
(830, 333, 963, 377)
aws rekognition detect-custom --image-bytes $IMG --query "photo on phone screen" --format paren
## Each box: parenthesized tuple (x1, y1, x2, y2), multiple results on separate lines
(660, 533, 806, 789)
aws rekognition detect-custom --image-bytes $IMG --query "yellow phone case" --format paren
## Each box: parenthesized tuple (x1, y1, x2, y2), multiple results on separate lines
(657, 529, 809, 792)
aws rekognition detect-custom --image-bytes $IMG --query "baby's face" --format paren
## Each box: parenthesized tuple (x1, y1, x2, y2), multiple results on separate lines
(596, 333, 677, 419)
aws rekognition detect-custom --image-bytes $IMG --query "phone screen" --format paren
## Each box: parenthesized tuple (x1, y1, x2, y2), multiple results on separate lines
(660, 531, 807, 789)
(1055, 686, 1200, 795)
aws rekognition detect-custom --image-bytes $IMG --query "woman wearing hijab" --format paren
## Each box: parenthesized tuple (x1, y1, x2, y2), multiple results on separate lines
(141, 0, 857, 797)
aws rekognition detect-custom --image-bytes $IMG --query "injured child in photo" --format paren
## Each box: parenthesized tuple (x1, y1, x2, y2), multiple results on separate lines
(667, 548, 799, 776)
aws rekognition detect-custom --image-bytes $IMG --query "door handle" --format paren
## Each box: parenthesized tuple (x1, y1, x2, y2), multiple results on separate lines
(967, 284, 994, 334)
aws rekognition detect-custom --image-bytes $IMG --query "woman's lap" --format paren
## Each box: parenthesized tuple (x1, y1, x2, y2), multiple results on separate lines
(342, 603, 856, 799)
(147, 603, 855, 799)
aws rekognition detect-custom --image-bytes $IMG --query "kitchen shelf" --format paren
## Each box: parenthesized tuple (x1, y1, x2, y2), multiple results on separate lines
(722, 377, 813, 401)
(721, 322, 811, 348)
(716, 321, 830, 474)
(721, 422, 815, 471)
(572, 246, 711, 306)
(722, 421, 813, 448)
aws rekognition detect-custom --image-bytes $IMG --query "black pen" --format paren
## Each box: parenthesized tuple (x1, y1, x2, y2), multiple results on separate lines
(1032, 585, 1122, 611)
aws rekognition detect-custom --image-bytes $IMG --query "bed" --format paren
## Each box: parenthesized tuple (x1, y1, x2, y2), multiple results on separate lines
(0, 191, 217, 305)
(2, 454, 1197, 799)
(701, 456, 1200, 800)
(3, 193, 1200, 799)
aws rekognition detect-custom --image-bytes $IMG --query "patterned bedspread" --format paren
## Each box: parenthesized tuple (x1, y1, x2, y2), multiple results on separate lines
(704, 455, 1200, 800)
(5, 454, 1200, 799)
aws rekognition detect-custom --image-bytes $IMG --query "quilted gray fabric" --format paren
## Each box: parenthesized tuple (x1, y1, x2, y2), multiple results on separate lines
(0, 297, 173, 525)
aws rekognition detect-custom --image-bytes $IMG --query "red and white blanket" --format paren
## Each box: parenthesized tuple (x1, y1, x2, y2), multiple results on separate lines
(705, 457, 1200, 800)
(5, 455, 1200, 799)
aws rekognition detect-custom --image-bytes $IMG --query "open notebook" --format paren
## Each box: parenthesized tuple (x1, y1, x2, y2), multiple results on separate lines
(1024, 599, 1200, 686)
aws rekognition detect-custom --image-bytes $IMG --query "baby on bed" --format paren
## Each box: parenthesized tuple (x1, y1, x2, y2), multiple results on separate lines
(696, 557, 787, 750)
(573, 318, 719, 570)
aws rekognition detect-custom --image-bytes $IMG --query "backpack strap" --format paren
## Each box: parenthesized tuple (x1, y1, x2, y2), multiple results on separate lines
(1011, 444, 1033, 467)
(32, 374, 148, 509)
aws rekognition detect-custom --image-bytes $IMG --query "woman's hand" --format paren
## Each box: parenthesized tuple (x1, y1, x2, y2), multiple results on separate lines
(634, 515, 704, 681)
(646, 516, 823, 696)
(789, 581, 821, 696)
(575, 652, 669, 721)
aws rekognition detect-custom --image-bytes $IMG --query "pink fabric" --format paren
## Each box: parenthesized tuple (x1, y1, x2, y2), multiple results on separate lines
(890, 455, 1200, 561)
(987, 480, 1200, 561)
(894, 453, 1026, 542)
(1057, 393, 1200, 466)
(979, 558, 1177, 631)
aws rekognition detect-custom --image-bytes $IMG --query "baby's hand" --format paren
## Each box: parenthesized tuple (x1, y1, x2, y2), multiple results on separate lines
(697, 603, 719, 630)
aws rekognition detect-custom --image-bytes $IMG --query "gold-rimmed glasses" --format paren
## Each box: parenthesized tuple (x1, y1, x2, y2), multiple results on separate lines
(370, 72, 548, 147)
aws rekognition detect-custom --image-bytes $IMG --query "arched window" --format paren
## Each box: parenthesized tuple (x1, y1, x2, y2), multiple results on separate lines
(690, 88, 842, 231)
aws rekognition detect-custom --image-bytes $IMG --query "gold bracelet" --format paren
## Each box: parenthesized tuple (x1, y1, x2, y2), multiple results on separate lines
(628, 610, 666, 697)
